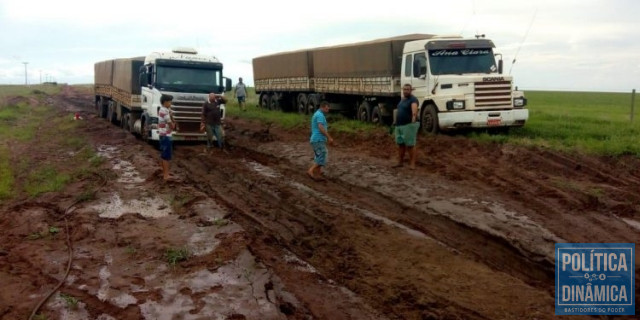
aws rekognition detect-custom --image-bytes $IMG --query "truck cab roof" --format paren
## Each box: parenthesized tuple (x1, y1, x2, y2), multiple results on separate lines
(145, 50, 220, 65)
(404, 37, 496, 52)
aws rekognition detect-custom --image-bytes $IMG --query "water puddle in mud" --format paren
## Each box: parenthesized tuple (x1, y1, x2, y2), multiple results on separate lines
(140, 250, 280, 319)
(91, 192, 172, 219)
(87, 145, 172, 219)
(245, 160, 281, 178)
(283, 250, 318, 273)
(97, 145, 145, 186)
(621, 218, 640, 231)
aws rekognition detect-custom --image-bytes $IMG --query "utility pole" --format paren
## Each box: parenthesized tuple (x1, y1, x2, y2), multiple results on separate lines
(39, 70, 42, 84)
(22, 62, 28, 85)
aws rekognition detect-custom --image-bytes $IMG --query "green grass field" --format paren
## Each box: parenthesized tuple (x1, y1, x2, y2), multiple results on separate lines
(225, 88, 640, 156)
(0, 84, 100, 202)
(471, 90, 640, 156)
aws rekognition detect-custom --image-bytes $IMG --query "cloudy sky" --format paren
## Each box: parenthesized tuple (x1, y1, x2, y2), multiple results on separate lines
(0, 0, 638, 92)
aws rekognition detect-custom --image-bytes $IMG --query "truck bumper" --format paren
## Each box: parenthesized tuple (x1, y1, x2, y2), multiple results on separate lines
(438, 109, 529, 130)
(151, 130, 208, 141)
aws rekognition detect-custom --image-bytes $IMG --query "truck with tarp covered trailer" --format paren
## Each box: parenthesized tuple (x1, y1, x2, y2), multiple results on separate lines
(253, 34, 528, 133)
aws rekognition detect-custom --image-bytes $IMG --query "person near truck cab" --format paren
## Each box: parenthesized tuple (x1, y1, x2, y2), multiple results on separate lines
(201, 92, 228, 151)
(307, 101, 334, 181)
(233, 77, 247, 111)
(393, 84, 420, 169)
(158, 94, 176, 181)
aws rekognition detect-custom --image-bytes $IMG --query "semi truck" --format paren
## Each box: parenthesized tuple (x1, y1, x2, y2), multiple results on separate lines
(253, 34, 528, 133)
(94, 47, 231, 142)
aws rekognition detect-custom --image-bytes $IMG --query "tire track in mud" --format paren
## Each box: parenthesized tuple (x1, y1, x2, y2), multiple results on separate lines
(422, 138, 640, 246)
(175, 138, 563, 319)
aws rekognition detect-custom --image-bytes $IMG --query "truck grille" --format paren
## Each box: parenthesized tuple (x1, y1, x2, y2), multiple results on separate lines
(172, 101, 203, 133)
(474, 80, 512, 108)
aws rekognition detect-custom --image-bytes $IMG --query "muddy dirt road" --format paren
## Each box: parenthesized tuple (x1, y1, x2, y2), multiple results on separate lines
(1, 86, 639, 319)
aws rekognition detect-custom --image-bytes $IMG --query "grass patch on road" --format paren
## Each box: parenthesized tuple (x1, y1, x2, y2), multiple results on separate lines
(165, 247, 190, 266)
(0, 147, 13, 199)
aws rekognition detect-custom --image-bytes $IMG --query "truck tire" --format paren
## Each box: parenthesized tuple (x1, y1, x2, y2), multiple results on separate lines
(420, 104, 439, 134)
(121, 112, 130, 131)
(107, 103, 117, 124)
(307, 95, 319, 114)
(95, 99, 101, 116)
(98, 98, 108, 118)
(371, 105, 382, 125)
(141, 118, 151, 142)
(358, 101, 371, 122)
(269, 94, 281, 111)
(297, 93, 308, 114)
(260, 93, 270, 109)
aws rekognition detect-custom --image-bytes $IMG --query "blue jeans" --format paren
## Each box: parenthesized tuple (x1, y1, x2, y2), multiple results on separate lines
(206, 124, 224, 148)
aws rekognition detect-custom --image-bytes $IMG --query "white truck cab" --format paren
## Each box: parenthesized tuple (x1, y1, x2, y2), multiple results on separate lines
(137, 47, 232, 141)
(401, 36, 528, 133)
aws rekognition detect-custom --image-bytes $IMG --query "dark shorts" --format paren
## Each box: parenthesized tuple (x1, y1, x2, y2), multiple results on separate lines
(160, 136, 173, 160)
(237, 96, 246, 103)
(311, 141, 327, 166)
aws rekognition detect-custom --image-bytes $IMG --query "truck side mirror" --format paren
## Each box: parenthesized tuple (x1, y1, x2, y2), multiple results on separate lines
(494, 53, 503, 74)
(225, 78, 232, 92)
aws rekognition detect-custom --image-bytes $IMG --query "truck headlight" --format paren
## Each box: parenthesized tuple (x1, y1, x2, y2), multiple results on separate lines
(446, 100, 465, 110)
(513, 97, 527, 107)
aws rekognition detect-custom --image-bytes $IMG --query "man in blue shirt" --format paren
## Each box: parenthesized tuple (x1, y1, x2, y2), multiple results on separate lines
(393, 84, 420, 169)
(307, 101, 334, 181)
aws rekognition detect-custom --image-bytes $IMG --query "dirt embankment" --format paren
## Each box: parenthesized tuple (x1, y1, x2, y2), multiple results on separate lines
(1, 86, 639, 319)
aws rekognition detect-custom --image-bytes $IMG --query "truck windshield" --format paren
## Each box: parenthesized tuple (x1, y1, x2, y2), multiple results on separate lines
(428, 48, 497, 75)
(156, 66, 222, 93)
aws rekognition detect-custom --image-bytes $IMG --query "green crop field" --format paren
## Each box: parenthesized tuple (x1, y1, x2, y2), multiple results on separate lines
(471, 90, 640, 156)
(226, 88, 640, 157)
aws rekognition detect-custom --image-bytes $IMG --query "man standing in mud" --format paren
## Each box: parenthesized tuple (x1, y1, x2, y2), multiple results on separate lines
(201, 92, 228, 152)
(234, 77, 247, 111)
(393, 84, 420, 169)
(307, 101, 334, 181)
(158, 94, 175, 181)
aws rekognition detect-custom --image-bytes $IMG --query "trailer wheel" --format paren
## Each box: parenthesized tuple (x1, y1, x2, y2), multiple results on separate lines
(420, 104, 439, 134)
(297, 93, 308, 115)
(371, 106, 382, 125)
(307, 95, 319, 114)
(357, 101, 371, 122)
(269, 94, 281, 111)
(121, 113, 130, 131)
(260, 93, 270, 109)
(107, 103, 117, 124)
(98, 98, 108, 118)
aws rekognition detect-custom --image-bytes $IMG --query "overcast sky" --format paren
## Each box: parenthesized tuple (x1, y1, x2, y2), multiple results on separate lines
(0, 0, 638, 92)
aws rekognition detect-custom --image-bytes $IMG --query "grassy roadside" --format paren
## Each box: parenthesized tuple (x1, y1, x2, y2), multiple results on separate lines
(226, 88, 640, 157)
(0, 85, 103, 203)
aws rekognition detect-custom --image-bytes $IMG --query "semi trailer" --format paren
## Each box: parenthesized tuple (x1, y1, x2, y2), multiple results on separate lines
(94, 47, 231, 141)
(253, 34, 528, 133)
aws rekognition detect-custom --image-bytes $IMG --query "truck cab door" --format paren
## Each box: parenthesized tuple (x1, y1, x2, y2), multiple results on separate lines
(410, 52, 428, 97)
(401, 53, 428, 97)
(140, 65, 154, 112)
